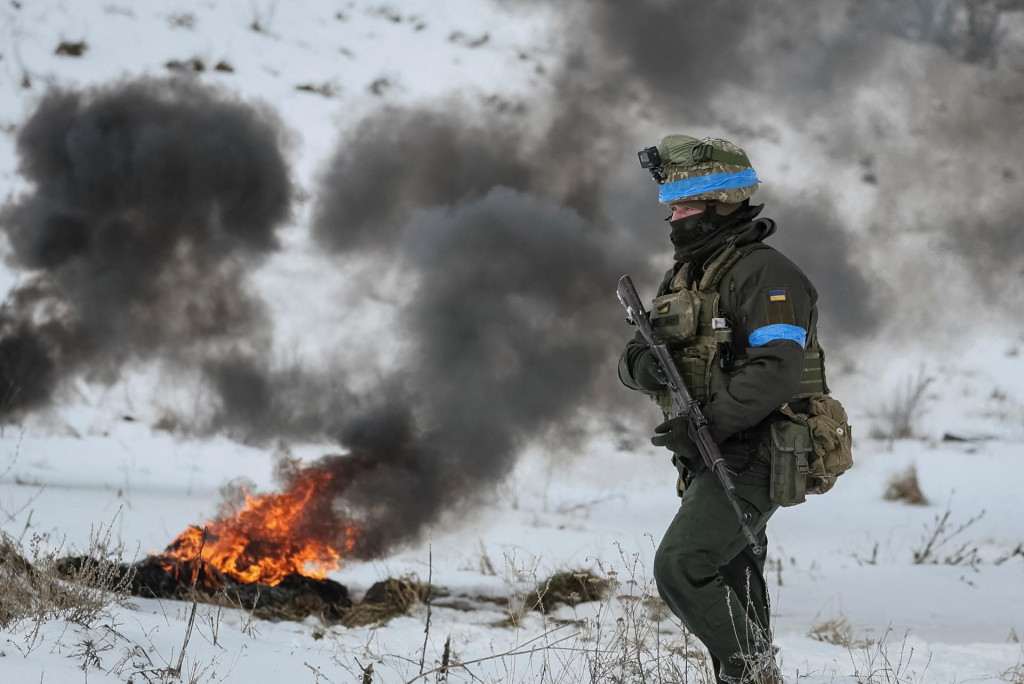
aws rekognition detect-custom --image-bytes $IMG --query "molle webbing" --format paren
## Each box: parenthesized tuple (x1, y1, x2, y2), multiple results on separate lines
(708, 241, 828, 399)
(797, 348, 828, 397)
(698, 241, 752, 292)
(798, 309, 828, 396)
(652, 240, 828, 415)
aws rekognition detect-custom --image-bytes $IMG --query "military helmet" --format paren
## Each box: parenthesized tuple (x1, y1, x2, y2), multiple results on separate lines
(638, 134, 760, 205)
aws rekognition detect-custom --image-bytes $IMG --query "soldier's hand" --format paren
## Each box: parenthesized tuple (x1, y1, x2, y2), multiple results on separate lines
(651, 416, 700, 462)
(634, 351, 668, 391)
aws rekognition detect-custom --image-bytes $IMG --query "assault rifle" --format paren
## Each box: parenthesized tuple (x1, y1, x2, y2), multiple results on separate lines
(616, 275, 763, 555)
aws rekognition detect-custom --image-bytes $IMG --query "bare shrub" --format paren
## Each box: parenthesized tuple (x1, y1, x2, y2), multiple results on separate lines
(1003, 646, 1024, 684)
(55, 40, 87, 57)
(884, 465, 929, 505)
(809, 614, 853, 646)
(152, 412, 179, 432)
(0, 531, 36, 628)
(167, 12, 196, 29)
(0, 521, 135, 633)
(341, 576, 432, 628)
(530, 568, 609, 613)
(396, 548, 716, 683)
(845, 626, 930, 683)
(295, 82, 341, 98)
(912, 503, 986, 566)
(873, 368, 933, 440)
(165, 57, 206, 73)
(249, 1, 277, 33)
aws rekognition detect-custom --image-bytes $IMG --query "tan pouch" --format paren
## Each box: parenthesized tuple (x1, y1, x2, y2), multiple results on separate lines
(804, 395, 854, 494)
(649, 290, 701, 343)
(770, 394, 854, 504)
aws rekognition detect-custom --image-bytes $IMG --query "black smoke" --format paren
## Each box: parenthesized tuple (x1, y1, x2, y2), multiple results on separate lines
(8, 0, 1020, 561)
(301, 92, 649, 554)
(547, 0, 897, 335)
(501, 0, 1024, 328)
(290, 0, 1024, 553)
(201, 354, 360, 444)
(0, 77, 292, 415)
(292, 0, 915, 550)
(767, 200, 879, 339)
(311, 107, 533, 253)
(311, 188, 637, 557)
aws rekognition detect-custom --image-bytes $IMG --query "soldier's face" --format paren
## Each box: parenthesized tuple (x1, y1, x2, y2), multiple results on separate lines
(670, 202, 706, 220)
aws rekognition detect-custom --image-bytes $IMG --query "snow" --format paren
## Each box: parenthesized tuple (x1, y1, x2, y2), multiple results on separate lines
(2, 1, 1024, 682)
(4, 376, 1024, 681)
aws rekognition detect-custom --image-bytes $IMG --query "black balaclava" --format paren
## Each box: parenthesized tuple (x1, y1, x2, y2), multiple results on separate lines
(668, 200, 763, 263)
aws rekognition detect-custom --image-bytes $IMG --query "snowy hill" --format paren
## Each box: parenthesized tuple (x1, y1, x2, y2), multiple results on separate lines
(2, 1, 1024, 682)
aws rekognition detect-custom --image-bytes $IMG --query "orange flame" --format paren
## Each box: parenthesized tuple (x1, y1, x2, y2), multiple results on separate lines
(156, 469, 358, 587)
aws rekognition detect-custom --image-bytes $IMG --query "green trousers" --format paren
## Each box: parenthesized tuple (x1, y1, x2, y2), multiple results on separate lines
(653, 462, 778, 681)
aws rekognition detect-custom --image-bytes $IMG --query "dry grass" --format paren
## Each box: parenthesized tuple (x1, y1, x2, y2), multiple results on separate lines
(0, 524, 135, 633)
(911, 504, 986, 567)
(1002, 647, 1024, 684)
(884, 465, 929, 505)
(809, 614, 854, 646)
(341, 577, 432, 628)
(843, 628, 929, 683)
(873, 368, 933, 440)
(530, 569, 610, 613)
(0, 532, 36, 627)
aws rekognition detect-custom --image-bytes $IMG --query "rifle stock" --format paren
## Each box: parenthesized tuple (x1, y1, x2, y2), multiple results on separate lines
(617, 274, 763, 555)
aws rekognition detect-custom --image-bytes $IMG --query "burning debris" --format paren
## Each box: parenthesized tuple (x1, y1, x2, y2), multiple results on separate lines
(130, 463, 361, 621)
(157, 469, 358, 589)
(59, 468, 363, 622)
(128, 557, 354, 623)
(51, 466, 445, 624)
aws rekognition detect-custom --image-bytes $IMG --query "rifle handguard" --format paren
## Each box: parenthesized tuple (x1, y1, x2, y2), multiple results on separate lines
(617, 274, 763, 556)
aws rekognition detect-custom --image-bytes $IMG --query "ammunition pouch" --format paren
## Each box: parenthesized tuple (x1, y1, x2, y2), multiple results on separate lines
(650, 289, 702, 343)
(768, 419, 812, 506)
(651, 289, 722, 414)
(646, 241, 844, 489)
(767, 394, 854, 507)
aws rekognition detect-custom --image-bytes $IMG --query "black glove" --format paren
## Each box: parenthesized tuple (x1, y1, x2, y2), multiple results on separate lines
(651, 416, 700, 463)
(633, 351, 668, 391)
(654, 417, 754, 473)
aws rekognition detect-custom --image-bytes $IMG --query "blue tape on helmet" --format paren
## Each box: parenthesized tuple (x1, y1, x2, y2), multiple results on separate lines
(749, 324, 807, 348)
(658, 168, 760, 203)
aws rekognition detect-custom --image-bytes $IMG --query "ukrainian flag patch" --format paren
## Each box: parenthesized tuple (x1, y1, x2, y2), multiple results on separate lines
(764, 288, 796, 326)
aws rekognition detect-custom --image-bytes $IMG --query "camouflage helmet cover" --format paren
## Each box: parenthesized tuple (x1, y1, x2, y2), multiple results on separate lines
(655, 134, 760, 205)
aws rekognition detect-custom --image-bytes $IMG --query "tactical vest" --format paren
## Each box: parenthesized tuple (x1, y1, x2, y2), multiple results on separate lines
(649, 241, 828, 419)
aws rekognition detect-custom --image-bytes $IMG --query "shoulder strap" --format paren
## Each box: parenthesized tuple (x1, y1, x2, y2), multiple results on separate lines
(698, 240, 772, 292)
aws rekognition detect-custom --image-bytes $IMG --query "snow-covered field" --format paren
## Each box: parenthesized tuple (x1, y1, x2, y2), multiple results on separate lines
(2, 1, 1024, 682)
(3, 362, 1024, 683)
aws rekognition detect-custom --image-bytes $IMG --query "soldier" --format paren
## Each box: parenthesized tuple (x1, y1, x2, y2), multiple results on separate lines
(619, 135, 829, 683)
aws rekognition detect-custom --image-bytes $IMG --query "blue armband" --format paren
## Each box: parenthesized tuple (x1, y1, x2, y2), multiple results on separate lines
(749, 324, 807, 348)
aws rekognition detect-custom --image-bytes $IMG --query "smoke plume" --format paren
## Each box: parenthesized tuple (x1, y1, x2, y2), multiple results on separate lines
(298, 89, 649, 554)
(0, 77, 292, 415)
(7, 0, 1022, 561)
(292, 0, 1024, 553)
(311, 107, 533, 253)
(310, 188, 635, 556)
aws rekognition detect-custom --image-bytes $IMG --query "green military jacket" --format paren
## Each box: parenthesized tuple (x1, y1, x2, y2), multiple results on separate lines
(619, 213, 823, 467)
